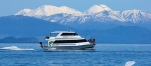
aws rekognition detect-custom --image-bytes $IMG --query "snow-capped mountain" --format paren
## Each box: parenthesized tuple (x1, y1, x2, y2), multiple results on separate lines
(83, 4, 125, 22)
(85, 4, 112, 14)
(121, 10, 151, 23)
(15, 9, 32, 16)
(15, 5, 83, 17)
(42, 13, 80, 23)
(15, 4, 151, 23)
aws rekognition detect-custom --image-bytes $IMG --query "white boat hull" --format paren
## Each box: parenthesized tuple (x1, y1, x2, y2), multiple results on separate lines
(40, 44, 95, 50)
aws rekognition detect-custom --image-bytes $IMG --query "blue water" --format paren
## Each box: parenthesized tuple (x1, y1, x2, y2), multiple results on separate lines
(0, 43, 151, 66)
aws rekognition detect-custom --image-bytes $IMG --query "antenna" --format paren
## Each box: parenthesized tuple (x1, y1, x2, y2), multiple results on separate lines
(66, 27, 70, 32)
(66, 24, 71, 32)
(85, 34, 87, 39)
(66, 24, 69, 31)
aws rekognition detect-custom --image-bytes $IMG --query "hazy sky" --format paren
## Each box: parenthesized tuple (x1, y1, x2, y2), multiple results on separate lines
(0, 0, 150, 16)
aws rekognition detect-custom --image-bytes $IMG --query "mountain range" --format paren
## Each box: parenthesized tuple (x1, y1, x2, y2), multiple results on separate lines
(15, 4, 151, 23)
(1, 4, 151, 43)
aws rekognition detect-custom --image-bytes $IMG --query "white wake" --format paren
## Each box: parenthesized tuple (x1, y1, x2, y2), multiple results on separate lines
(0, 46, 34, 50)
(125, 61, 136, 66)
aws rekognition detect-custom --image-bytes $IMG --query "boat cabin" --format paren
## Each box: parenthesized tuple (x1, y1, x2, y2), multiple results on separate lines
(45, 31, 82, 40)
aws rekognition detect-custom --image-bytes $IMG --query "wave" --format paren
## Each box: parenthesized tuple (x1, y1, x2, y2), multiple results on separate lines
(0, 46, 34, 50)
(125, 61, 136, 66)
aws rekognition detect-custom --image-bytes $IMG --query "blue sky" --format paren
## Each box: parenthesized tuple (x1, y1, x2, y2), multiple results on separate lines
(0, 0, 151, 16)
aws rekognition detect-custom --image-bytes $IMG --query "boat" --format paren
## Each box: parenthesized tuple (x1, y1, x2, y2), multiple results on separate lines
(39, 31, 96, 50)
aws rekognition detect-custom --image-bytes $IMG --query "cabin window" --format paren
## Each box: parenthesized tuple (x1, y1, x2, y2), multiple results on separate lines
(54, 39, 87, 43)
(61, 33, 78, 36)
(50, 33, 59, 37)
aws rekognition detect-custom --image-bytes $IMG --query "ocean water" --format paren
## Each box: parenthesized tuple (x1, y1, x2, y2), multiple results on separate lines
(0, 43, 151, 66)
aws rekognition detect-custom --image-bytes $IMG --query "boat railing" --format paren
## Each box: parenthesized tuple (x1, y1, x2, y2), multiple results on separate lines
(88, 38, 95, 44)
(45, 36, 49, 39)
(39, 42, 49, 48)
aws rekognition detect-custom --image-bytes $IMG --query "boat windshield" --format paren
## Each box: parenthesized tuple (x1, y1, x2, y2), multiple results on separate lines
(50, 33, 59, 37)
(61, 33, 78, 36)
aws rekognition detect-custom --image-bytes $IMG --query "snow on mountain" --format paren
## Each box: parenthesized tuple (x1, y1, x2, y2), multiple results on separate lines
(87, 10, 125, 22)
(85, 4, 112, 14)
(84, 4, 125, 22)
(121, 9, 151, 23)
(15, 5, 83, 17)
(41, 13, 80, 23)
(15, 4, 151, 23)
(15, 9, 32, 16)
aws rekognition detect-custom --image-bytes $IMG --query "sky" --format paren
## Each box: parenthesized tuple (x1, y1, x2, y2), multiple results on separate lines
(0, 0, 151, 16)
